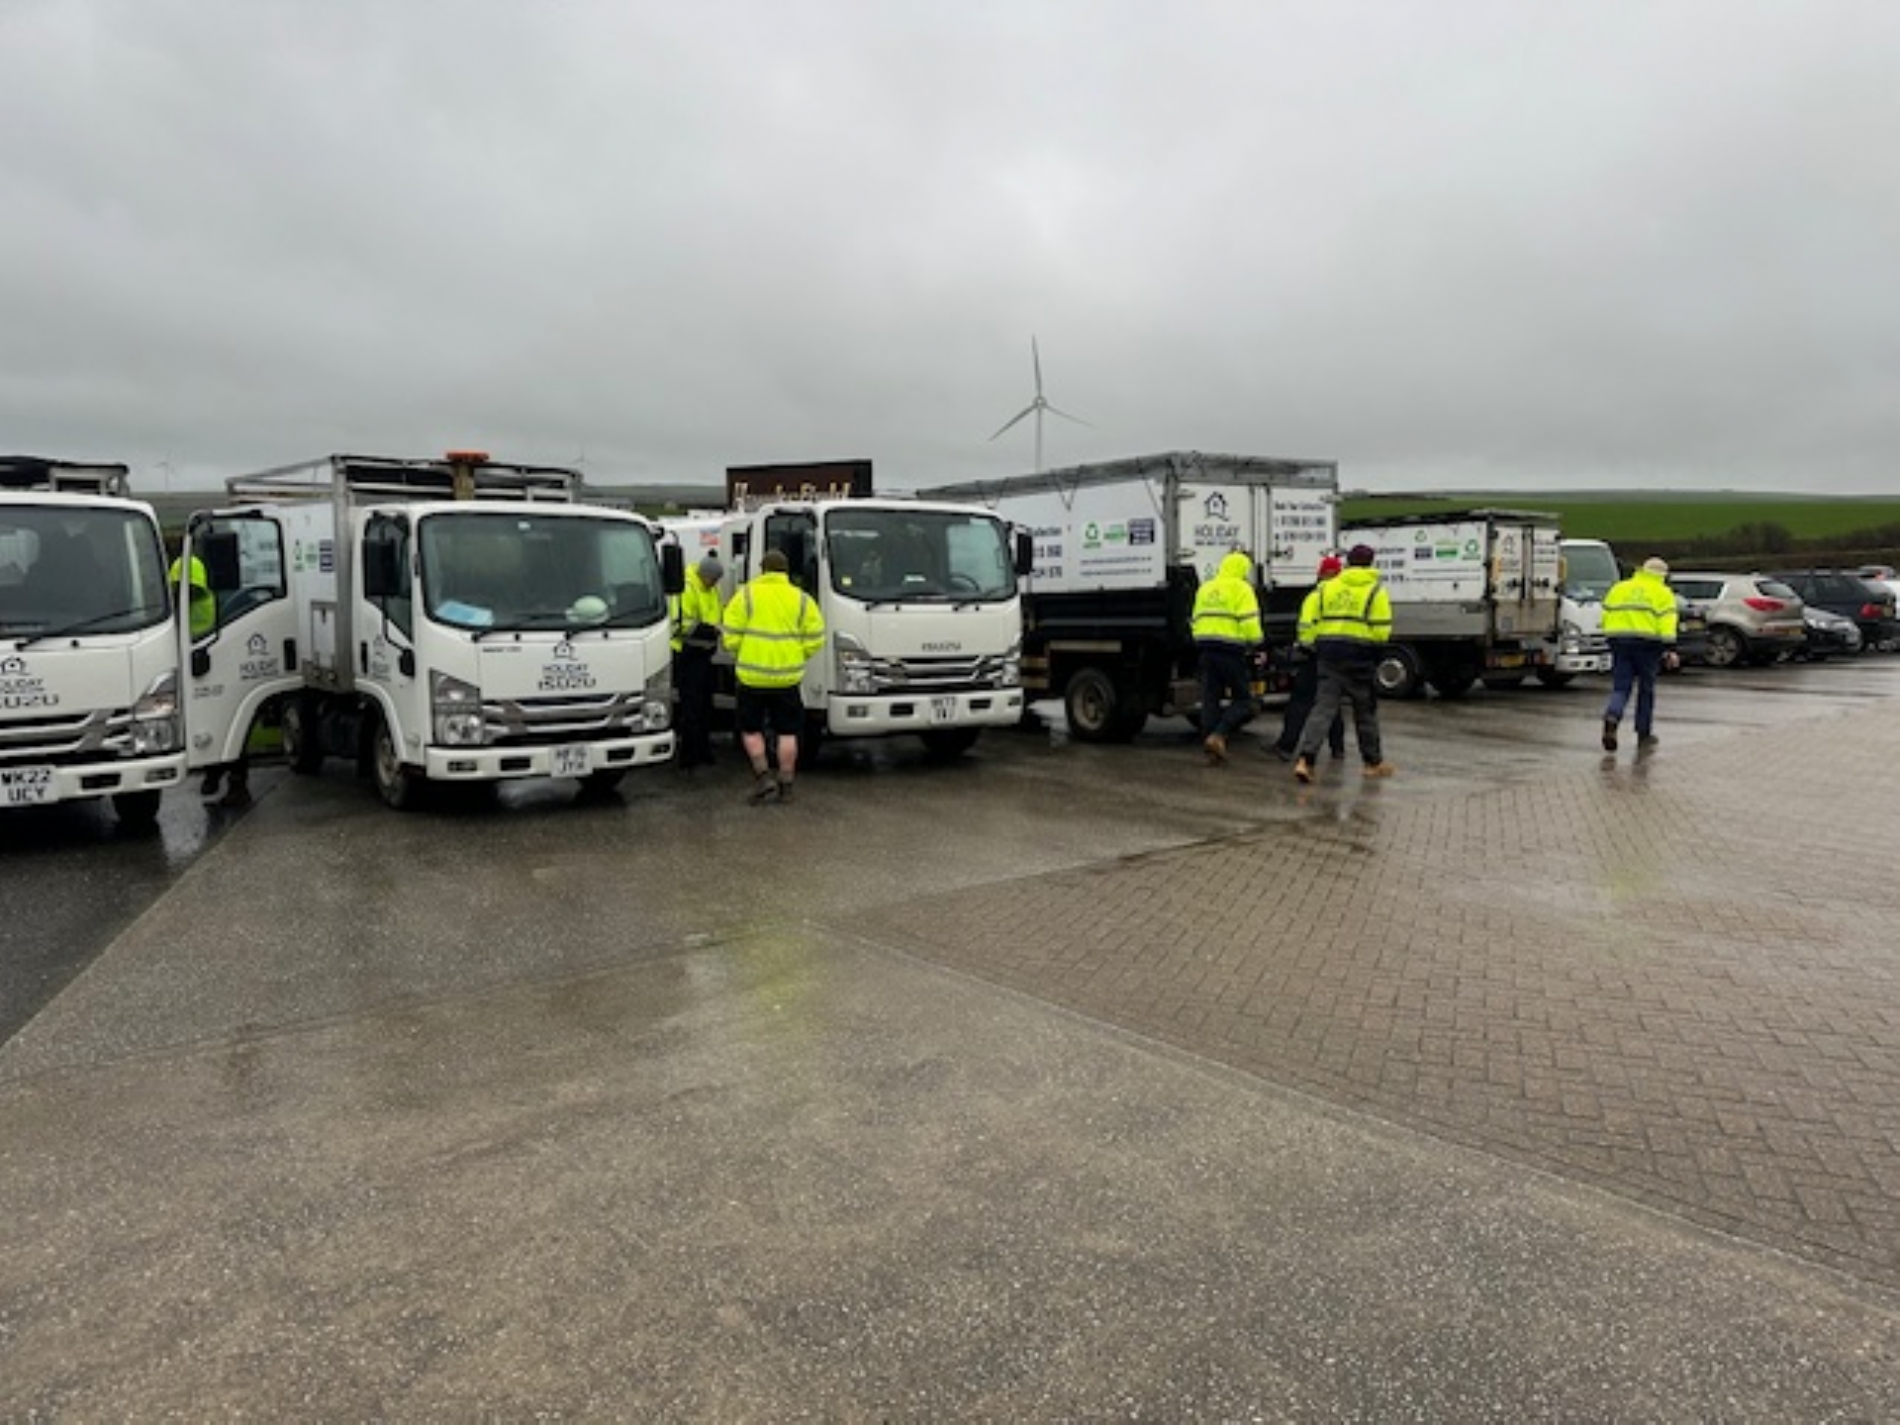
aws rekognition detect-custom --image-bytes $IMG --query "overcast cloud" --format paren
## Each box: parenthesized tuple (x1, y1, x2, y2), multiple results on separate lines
(4, 0, 1897, 494)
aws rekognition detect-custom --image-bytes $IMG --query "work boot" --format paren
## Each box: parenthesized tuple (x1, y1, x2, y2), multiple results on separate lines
(1203, 732, 1227, 765)
(1293, 757, 1314, 784)
(776, 774, 795, 804)
(1637, 733, 1660, 752)
(1601, 719, 1619, 752)
(1363, 761, 1396, 779)
(746, 772, 779, 805)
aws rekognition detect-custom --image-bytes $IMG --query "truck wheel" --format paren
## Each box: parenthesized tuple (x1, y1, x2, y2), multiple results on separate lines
(1372, 646, 1423, 700)
(1534, 669, 1576, 689)
(796, 713, 826, 769)
(1062, 666, 1122, 743)
(111, 789, 163, 829)
(280, 696, 324, 775)
(921, 727, 981, 759)
(371, 717, 422, 811)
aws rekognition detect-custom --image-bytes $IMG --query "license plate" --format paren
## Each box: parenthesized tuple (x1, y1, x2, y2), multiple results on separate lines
(930, 696, 958, 724)
(552, 746, 589, 777)
(1494, 653, 1525, 669)
(1, 765, 54, 806)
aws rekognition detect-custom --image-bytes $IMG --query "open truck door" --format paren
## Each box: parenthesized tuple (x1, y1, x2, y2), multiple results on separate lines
(179, 509, 301, 775)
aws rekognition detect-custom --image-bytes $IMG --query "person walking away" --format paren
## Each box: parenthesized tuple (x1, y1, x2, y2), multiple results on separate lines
(1599, 556, 1679, 753)
(1273, 555, 1348, 762)
(722, 548, 825, 804)
(1293, 543, 1395, 782)
(1191, 550, 1263, 764)
(671, 553, 724, 769)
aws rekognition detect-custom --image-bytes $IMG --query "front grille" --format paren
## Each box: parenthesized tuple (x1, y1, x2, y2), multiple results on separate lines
(0, 707, 134, 764)
(481, 691, 642, 747)
(879, 654, 1002, 694)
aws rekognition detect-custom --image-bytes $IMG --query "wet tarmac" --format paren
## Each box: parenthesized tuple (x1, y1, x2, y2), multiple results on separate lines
(3, 658, 1899, 1417)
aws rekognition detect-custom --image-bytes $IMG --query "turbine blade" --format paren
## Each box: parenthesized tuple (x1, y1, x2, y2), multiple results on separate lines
(1031, 336, 1043, 396)
(988, 405, 1037, 440)
(1045, 403, 1091, 428)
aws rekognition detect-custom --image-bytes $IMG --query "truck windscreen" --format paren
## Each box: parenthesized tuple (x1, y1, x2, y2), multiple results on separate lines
(0, 506, 169, 637)
(825, 508, 1016, 603)
(1561, 544, 1621, 602)
(418, 512, 667, 632)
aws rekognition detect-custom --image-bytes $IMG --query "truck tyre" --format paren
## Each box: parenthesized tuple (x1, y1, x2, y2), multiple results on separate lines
(1534, 669, 1576, 689)
(921, 727, 982, 759)
(1372, 646, 1423, 700)
(1703, 626, 1744, 668)
(796, 713, 826, 769)
(280, 695, 324, 775)
(371, 716, 422, 811)
(1062, 666, 1122, 743)
(111, 789, 163, 829)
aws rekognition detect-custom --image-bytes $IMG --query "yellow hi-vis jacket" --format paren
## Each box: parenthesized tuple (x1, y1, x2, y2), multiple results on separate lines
(1601, 569, 1678, 642)
(722, 571, 825, 688)
(670, 566, 724, 653)
(1298, 566, 1392, 648)
(169, 555, 216, 639)
(1190, 551, 1263, 648)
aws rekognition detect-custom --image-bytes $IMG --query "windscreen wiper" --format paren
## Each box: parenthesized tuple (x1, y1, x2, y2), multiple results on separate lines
(12, 606, 165, 649)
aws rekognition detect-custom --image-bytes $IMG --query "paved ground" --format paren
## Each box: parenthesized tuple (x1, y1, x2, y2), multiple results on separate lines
(2, 665, 1899, 1418)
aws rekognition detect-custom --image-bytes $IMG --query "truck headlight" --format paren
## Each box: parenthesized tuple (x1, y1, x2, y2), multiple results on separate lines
(643, 664, 671, 730)
(835, 631, 877, 694)
(431, 671, 487, 746)
(1559, 619, 1582, 654)
(1002, 637, 1022, 687)
(130, 669, 180, 756)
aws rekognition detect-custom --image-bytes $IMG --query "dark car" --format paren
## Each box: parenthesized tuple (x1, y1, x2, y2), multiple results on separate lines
(1769, 570, 1900, 652)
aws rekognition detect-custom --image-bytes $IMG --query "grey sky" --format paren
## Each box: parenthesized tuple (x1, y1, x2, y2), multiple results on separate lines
(4, 0, 1897, 494)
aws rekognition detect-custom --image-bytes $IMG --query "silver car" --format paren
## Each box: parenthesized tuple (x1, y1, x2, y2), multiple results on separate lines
(1665, 572, 1807, 668)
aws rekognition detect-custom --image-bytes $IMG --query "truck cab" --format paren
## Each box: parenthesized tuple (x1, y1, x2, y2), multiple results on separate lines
(1541, 537, 1620, 686)
(0, 457, 184, 825)
(705, 497, 1030, 757)
(180, 453, 681, 809)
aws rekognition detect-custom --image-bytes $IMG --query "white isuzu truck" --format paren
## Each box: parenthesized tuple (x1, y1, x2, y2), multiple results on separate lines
(0, 456, 184, 825)
(179, 452, 681, 809)
(921, 451, 1338, 741)
(1339, 509, 1563, 698)
(689, 460, 1031, 757)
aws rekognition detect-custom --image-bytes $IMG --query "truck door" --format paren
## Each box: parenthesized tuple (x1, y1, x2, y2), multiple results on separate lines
(180, 510, 300, 771)
(357, 512, 419, 745)
(1489, 521, 1537, 636)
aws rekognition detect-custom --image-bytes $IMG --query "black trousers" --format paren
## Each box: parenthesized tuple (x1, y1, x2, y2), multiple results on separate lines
(674, 648, 715, 765)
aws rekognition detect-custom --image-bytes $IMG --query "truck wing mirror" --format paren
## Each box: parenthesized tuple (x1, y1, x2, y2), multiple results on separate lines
(1014, 529, 1034, 577)
(199, 530, 242, 593)
(362, 538, 403, 599)
(661, 542, 684, 596)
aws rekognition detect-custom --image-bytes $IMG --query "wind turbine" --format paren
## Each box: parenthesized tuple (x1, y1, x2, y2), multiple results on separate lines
(988, 336, 1089, 473)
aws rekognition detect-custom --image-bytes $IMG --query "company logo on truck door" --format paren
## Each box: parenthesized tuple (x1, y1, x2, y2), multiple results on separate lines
(0, 655, 58, 709)
(538, 640, 596, 691)
(239, 631, 281, 681)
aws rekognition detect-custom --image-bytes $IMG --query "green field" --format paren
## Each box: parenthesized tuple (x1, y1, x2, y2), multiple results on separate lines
(1340, 491, 1900, 552)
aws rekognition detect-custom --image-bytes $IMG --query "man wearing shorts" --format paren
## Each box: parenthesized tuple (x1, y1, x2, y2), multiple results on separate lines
(722, 548, 826, 804)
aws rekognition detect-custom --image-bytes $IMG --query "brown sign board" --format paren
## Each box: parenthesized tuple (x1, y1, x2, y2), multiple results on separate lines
(725, 459, 872, 509)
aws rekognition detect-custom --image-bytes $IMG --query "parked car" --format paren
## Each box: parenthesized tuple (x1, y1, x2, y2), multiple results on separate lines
(1664, 572, 1807, 668)
(1854, 566, 1900, 638)
(1799, 606, 1863, 660)
(1769, 570, 1900, 652)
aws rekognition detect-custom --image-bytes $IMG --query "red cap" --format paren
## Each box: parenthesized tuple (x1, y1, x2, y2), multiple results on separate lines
(1317, 556, 1344, 578)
